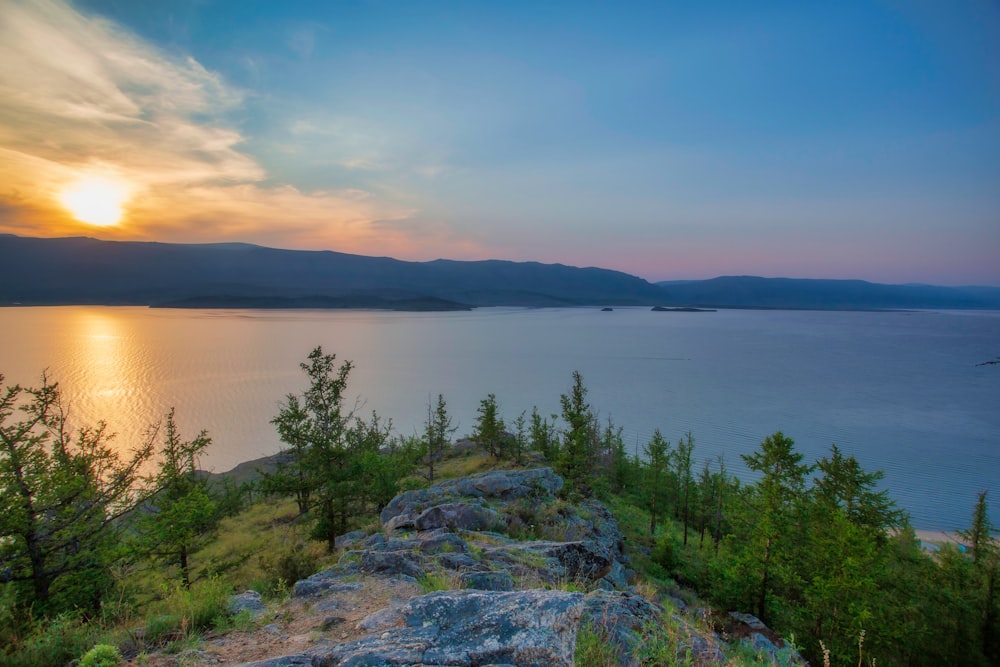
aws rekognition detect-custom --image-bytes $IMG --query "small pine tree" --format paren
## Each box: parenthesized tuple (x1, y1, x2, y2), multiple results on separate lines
(137, 408, 216, 589)
(423, 394, 454, 482)
(557, 371, 596, 497)
(473, 393, 506, 460)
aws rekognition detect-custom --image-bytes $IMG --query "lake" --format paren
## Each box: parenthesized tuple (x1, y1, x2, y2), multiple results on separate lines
(1, 306, 997, 530)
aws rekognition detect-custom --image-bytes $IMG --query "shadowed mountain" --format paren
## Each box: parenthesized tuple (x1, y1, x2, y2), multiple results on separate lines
(655, 276, 1000, 310)
(0, 235, 665, 308)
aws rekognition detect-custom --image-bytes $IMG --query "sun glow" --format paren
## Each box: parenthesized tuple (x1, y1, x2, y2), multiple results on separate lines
(58, 175, 132, 226)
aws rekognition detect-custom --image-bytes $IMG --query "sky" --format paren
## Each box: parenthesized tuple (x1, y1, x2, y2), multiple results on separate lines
(0, 0, 998, 285)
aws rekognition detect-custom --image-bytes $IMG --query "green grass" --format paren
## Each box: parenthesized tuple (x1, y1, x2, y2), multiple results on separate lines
(417, 573, 454, 593)
(193, 497, 329, 597)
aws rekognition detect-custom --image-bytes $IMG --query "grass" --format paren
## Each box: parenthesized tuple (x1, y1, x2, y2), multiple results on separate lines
(435, 451, 500, 480)
(194, 497, 328, 597)
(417, 573, 455, 593)
(575, 623, 619, 667)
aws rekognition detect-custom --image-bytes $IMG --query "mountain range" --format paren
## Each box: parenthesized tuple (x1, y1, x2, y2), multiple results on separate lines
(2, 234, 998, 311)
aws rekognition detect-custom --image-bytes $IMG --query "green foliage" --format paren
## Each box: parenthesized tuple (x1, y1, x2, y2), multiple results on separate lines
(143, 577, 231, 646)
(0, 610, 109, 667)
(424, 393, 456, 482)
(417, 573, 453, 593)
(674, 432, 697, 546)
(510, 410, 528, 466)
(135, 408, 217, 589)
(0, 373, 153, 624)
(79, 643, 123, 667)
(268, 347, 411, 550)
(643, 429, 673, 535)
(472, 393, 507, 460)
(653, 531, 680, 573)
(528, 407, 558, 461)
(557, 371, 597, 497)
(575, 623, 618, 667)
(258, 539, 321, 598)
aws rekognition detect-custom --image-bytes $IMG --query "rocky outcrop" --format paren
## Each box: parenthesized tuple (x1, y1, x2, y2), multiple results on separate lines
(229, 468, 802, 667)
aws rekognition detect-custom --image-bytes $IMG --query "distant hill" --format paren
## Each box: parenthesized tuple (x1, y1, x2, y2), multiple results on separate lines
(0, 235, 665, 308)
(4, 235, 997, 311)
(655, 276, 1000, 310)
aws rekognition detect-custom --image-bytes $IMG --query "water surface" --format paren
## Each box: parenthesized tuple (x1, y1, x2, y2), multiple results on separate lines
(1, 306, 997, 530)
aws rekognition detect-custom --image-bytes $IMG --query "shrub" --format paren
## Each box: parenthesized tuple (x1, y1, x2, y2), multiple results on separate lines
(79, 643, 123, 667)
(143, 578, 231, 646)
(575, 624, 618, 667)
(1, 611, 103, 667)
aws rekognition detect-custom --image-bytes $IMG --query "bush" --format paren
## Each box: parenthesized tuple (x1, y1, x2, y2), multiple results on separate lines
(575, 624, 618, 667)
(143, 578, 231, 645)
(1, 611, 103, 667)
(79, 643, 123, 667)
(653, 533, 680, 573)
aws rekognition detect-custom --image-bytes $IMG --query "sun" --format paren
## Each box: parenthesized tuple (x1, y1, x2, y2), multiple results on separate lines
(58, 175, 131, 227)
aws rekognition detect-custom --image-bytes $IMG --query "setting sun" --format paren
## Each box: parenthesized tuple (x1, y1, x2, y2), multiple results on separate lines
(58, 175, 131, 226)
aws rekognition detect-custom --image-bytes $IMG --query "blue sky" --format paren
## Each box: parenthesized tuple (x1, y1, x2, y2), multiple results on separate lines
(1, 0, 998, 284)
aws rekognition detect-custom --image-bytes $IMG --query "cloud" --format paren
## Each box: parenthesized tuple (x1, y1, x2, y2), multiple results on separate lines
(0, 0, 454, 255)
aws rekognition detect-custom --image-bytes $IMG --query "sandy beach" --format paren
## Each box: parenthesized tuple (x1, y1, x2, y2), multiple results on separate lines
(913, 530, 968, 549)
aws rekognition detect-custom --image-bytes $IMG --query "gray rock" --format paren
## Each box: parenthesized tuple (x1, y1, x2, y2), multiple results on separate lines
(236, 655, 313, 667)
(313, 589, 584, 667)
(356, 606, 404, 633)
(321, 616, 347, 630)
(360, 551, 426, 579)
(459, 571, 515, 591)
(314, 598, 351, 613)
(229, 590, 265, 617)
(380, 468, 563, 527)
(582, 590, 663, 660)
(293, 569, 360, 598)
(414, 502, 501, 532)
(335, 530, 368, 550)
(417, 531, 471, 555)
(729, 611, 769, 632)
(438, 553, 481, 571)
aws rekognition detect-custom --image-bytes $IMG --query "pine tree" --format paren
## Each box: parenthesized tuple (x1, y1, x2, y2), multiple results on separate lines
(557, 371, 596, 497)
(137, 408, 216, 588)
(733, 431, 813, 623)
(472, 393, 506, 460)
(423, 394, 454, 482)
(270, 347, 356, 550)
(675, 432, 696, 546)
(643, 429, 672, 535)
(529, 407, 557, 462)
(0, 373, 153, 616)
(959, 491, 1000, 664)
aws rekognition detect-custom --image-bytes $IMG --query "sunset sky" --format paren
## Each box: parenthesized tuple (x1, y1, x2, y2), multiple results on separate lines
(1, 0, 998, 285)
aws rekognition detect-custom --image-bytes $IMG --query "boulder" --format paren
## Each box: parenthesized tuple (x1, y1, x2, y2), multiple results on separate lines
(414, 502, 501, 532)
(359, 551, 426, 579)
(228, 590, 265, 617)
(582, 591, 662, 660)
(293, 569, 361, 598)
(459, 571, 515, 591)
(380, 468, 563, 527)
(311, 589, 584, 667)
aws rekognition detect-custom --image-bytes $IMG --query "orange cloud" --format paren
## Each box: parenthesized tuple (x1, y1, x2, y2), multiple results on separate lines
(0, 0, 483, 258)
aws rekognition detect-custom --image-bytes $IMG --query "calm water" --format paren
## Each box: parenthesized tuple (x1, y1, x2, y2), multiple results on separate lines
(1, 306, 997, 530)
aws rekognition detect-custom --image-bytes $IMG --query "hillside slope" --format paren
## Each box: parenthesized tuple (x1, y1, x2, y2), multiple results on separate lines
(656, 276, 1000, 310)
(0, 235, 665, 308)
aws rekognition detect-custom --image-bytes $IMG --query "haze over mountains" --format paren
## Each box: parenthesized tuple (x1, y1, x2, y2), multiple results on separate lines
(2, 235, 999, 311)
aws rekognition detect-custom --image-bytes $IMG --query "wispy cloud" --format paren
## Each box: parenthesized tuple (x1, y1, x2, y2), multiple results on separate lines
(0, 0, 467, 256)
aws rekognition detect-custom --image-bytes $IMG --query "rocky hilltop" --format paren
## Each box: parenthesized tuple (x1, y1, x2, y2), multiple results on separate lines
(188, 468, 801, 667)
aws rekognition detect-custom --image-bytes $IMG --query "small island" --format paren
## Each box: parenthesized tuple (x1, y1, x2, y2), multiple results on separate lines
(651, 305, 717, 312)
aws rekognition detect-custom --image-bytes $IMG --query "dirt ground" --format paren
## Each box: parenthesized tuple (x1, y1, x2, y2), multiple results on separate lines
(127, 576, 422, 667)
